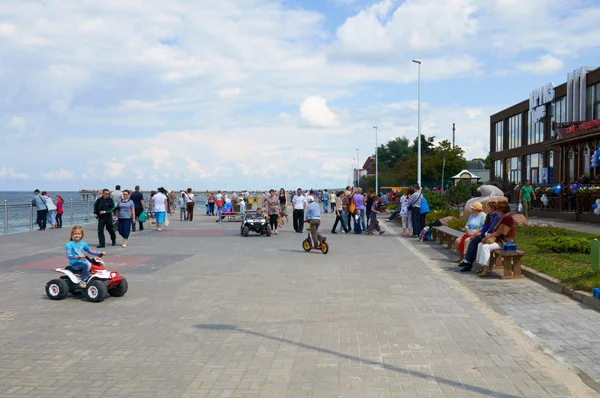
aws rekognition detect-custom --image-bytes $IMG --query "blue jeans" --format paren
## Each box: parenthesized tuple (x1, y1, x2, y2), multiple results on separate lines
(70, 260, 91, 281)
(340, 210, 348, 232)
(411, 208, 421, 236)
(464, 235, 483, 264)
(357, 210, 366, 231)
(118, 218, 132, 239)
(323, 203, 328, 213)
(388, 208, 400, 221)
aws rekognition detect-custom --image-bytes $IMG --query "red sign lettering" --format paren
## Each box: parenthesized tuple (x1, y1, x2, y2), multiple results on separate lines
(567, 119, 600, 134)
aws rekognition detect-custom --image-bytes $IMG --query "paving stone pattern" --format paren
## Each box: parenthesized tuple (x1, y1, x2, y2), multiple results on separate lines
(390, 221, 600, 395)
(0, 214, 595, 397)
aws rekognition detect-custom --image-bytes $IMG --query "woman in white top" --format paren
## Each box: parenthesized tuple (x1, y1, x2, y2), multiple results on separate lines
(44, 192, 58, 229)
(185, 188, 195, 222)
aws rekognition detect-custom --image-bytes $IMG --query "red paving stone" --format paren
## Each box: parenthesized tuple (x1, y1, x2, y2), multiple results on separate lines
(156, 230, 226, 237)
(14, 256, 153, 270)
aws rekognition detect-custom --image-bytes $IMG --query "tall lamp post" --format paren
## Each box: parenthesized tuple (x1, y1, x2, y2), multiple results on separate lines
(356, 149, 360, 187)
(373, 126, 378, 194)
(412, 59, 422, 186)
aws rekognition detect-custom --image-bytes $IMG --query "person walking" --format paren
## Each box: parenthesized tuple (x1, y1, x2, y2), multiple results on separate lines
(322, 190, 330, 213)
(519, 179, 536, 218)
(33, 189, 48, 230)
(179, 191, 187, 221)
(329, 190, 336, 212)
(265, 189, 281, 235)
(55, 195, 64, 228)
(331, 191, 349, 234)
(153, 187, 168, 230)
(278, 188, 288, 224)
(117, 189, 135, 247)
(207, 193, 215, 216)
(185, 188, 195, 221)
(353, 188, 366, 232)
(130, 185, 145, 231)
(93, 189, 117, 248)
(292, 188, 307, 233)
(367, 196, 385, 235)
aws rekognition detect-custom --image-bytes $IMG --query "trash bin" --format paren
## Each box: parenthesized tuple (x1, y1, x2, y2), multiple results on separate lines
(591, 239, 600, 272)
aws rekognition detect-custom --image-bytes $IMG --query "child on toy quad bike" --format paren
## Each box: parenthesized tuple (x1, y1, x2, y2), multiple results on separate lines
(65, 226, 106, 288)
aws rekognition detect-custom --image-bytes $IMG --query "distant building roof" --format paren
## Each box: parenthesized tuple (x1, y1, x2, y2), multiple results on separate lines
(467, 159, 486, 169)
(451, 170, 481, 179)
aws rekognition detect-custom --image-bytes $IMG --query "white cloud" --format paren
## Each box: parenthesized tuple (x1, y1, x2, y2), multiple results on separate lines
(217, 88, 242, 98)
(300, 96, 339, 127)
(41, 169, 74, 180)
(0, 166, 27, 179)
(517, 54, 564, 75)
(7, 116, 26, 131)
(106, 162, 126, 178)
(1, 0, 600, 190)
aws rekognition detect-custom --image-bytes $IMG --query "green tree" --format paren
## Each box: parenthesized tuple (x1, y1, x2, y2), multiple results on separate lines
(376, 137, 412, 169)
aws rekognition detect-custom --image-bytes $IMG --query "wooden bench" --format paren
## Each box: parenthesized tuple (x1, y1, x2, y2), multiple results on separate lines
(431, 226, 464, 249)
(490, 249, 526, 279)
(431, 226, 527, 280)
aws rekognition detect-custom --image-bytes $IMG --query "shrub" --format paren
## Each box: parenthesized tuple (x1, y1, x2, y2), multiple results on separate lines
(535, 236, 592, 254)
(446, 217, 465, 231)
(422, 191, 446, 211)
(426, 209, 460, 225)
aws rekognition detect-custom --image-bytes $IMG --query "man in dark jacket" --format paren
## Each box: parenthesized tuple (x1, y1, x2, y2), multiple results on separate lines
(94, 189, 116, 248)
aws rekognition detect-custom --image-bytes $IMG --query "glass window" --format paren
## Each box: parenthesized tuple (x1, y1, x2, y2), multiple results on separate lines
(588, 85, 595, 120)
(584, 146, 591, 177)
(494, 160, 503, 181)
(551, 96, 566, 138)
(508, 114, 522, 149)
(509, 156, 521, 184)
(549, 151, 554, 168)
(494, 121, 503, 152)
(568, 148, 575, 182)
(529, 108, 544, 144)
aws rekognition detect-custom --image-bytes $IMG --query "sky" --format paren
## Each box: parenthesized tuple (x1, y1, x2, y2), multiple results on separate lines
(2, 0, 600, 191)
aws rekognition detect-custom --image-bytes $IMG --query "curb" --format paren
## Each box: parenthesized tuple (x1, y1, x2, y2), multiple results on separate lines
(521, 265, 600, 312)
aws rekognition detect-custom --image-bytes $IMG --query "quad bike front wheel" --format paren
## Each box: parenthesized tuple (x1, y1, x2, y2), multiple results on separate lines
(243, 226, 249, 237)
(85, 280, 108, 303)
(320, 242, 329, 254)
(302, 239, 311, 252)
(46, 278, 69, 300)
(108, 278, 128, 297)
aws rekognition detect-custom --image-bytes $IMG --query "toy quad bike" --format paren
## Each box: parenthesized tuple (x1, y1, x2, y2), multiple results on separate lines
(45, 255, 128, 303)
(240, 211, 271, 237)
(302, 222, 329, 254)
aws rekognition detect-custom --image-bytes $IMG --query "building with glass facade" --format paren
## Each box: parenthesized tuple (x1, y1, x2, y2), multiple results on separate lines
(490, 66, 600, 187)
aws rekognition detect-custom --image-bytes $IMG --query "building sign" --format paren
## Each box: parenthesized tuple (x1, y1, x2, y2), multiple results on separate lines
(567, 119, 600, 134)
(529, 82, 554, 121)
(555, 119, 600, 139)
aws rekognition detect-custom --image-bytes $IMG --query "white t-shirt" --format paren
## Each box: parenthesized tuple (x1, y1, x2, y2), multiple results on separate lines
(292, 194, 307, 210)
(216, 193, 222, 201)
(185, 193, 194, 203)
(152, 192, 167, 212)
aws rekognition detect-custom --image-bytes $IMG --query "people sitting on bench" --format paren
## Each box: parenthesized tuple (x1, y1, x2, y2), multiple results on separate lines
(457, 201, 499, 272)
(473, 201, 516, 278)
(456, 202, 486, 260)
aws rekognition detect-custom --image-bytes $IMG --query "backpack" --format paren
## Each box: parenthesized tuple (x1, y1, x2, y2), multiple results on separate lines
(419, 226, 430, 241)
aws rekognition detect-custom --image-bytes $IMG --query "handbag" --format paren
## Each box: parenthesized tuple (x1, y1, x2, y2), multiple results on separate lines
(138, 211, 147, 223)
(408, 193, 421, 211)
(349, 200, 356, 214)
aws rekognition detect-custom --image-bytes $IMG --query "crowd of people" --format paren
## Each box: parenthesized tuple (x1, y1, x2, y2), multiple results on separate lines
(37, 181, 518, 279)
(32, 189, 64, 230)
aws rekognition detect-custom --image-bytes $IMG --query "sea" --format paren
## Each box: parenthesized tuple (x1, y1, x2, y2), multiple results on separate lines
(0, 191, 207, 235)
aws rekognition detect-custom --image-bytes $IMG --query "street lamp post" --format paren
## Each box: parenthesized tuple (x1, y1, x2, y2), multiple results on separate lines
(373, 126, 378, 194)
(356, 149, 360, 187)
(412, 59, 422, 186)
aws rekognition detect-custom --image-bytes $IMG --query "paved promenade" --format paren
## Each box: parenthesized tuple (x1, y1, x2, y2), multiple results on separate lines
(0, 213, 597, 397)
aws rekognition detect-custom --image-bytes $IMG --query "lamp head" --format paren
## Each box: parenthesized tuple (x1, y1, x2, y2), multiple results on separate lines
(412, 59, 421, 64)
